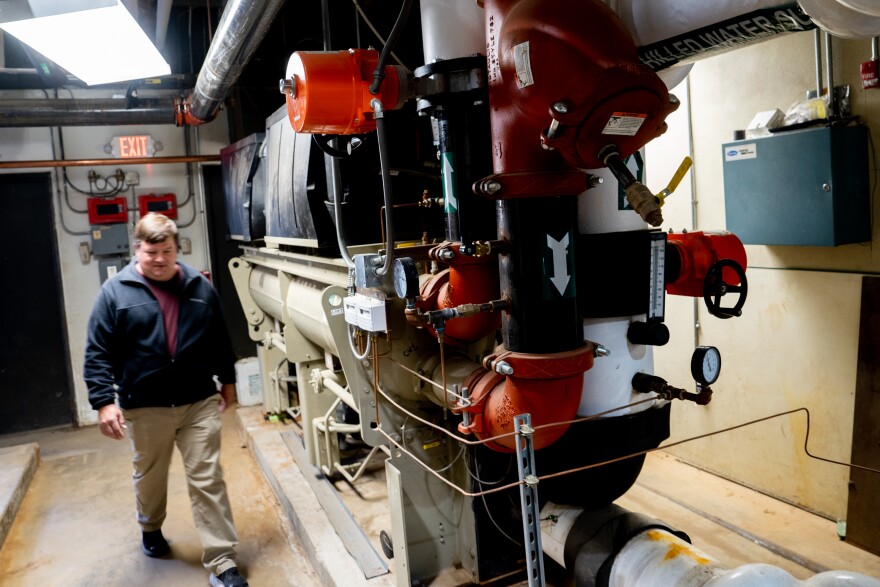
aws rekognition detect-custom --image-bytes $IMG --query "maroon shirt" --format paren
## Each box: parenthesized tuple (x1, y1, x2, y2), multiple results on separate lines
(143, 267, 182, 358)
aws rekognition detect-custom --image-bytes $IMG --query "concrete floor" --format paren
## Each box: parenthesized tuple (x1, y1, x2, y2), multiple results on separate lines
(1, 405, 879, 586)
(0, 406, 320, 587)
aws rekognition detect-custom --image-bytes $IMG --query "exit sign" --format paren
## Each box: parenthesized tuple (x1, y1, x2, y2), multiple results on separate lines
(110, 135, 156, 158)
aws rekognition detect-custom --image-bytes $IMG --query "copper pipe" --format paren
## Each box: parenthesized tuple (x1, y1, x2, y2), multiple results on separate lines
(0, 155, 221, 170)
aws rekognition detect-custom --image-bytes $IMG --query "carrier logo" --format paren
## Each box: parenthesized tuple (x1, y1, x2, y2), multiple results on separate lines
(725, 143, 757, 162)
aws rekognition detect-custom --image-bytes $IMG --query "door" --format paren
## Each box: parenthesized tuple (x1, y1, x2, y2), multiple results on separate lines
(0, 172, 73, 434)
(847, 276, 880, 556)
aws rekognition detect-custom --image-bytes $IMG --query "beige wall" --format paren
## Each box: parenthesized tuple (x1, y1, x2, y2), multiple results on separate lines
(647, 31, 880, 521)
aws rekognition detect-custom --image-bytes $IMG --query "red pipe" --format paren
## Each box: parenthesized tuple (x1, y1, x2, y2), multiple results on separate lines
(478, 0, 677, 198)
(666, 231, 747, 298)
(415, 244, 501, 346)
(458, 344, 595, 452)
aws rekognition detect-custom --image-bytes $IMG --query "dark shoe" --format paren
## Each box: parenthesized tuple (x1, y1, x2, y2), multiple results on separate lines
(141, 529, 170, 558)
(209, 567, 248, 587)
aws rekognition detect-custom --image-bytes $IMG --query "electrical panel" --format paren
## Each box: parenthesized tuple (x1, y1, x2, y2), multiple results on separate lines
(90, 224, 130, 256)
(98, 256, 126, 283)
(138, 193, 178, 219)
(722, 125, 870, 246)
(87, 196, 127, 225)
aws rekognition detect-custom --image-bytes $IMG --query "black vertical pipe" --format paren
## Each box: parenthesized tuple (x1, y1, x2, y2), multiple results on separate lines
(436, 95, 494, 245)
(498, 195, 581, 353)
(437, 112, 461, 242)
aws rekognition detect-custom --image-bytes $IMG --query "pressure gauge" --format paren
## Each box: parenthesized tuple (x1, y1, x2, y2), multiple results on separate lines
(690, 346, 721, 386)
(392, 257, 420, 299)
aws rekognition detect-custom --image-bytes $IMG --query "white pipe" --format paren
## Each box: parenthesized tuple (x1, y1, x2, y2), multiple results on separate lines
(577, 162, 657, 417)
(606, 0, 880, 76)
(542, 503, 880, 587)
(612, 0, 789, 47)
(838, 0, 880, 17)
(156, 0, 173, 50)
(798, 0, 880, 38)
(609, 529, 880, 587)
(419, 0, 485, 63)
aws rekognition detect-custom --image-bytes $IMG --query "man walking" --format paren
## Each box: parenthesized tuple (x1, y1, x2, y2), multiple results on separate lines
(84, 212, 248, 587)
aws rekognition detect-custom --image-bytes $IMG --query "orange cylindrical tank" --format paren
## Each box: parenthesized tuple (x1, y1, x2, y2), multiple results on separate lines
(284, 49, 405, 135)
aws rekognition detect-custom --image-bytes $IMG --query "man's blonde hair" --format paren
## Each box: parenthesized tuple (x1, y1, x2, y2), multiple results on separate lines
(134, 212, 180, 249)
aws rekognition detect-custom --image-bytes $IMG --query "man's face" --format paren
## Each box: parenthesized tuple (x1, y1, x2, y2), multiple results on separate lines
(135, 239, 178, 282)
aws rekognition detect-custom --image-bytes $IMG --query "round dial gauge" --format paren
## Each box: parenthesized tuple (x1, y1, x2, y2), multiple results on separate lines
(392, 257, 420, 299)
(691, 346, 721, 386)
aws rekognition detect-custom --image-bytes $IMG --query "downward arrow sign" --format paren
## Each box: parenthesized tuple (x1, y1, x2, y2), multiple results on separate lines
(547, 233, 570, 296)
(442, 155, 458, 211)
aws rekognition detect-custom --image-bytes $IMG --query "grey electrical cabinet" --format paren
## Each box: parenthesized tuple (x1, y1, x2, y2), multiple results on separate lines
(722, 125, 870, 246)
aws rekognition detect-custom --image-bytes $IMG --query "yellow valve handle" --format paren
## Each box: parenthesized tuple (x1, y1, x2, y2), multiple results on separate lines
(656, 156, 693, 207)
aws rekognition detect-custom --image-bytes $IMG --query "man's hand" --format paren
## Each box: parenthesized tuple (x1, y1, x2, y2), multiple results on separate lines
(98, 404, 127, 440)
(218, 383, 236, 413)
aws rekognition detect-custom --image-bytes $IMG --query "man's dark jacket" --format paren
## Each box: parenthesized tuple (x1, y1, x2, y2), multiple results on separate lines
(84, 259, 236, 410)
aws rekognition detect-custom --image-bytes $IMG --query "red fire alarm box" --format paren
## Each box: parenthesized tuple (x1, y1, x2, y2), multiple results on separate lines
(87, 196, 128, 224)
(861, 59, 879, 90)
(138, 193, 178, 219)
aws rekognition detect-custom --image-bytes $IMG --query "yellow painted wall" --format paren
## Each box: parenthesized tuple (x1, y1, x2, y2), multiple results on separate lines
(647, 30, 880, 521)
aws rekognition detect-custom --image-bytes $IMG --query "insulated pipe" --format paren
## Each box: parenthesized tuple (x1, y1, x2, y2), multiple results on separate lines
(0, 98, 176, 127)
(0, 154, 219, 169)
(610, 529, 880, 586)
(155, 0, 173, 51)
(540, 502, 880, 587)
(797, 0, 880, 39)
(839, 0, 880, 17)
(187, 0, 288, 123)
(419, 0, 485, 63)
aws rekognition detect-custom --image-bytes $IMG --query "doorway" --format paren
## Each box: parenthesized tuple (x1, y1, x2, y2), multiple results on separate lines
(0, 172, 73, 434)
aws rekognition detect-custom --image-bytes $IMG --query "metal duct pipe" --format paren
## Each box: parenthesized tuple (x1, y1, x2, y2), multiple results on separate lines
(156, 0, 173, 50)
(0, 98, 177, 127)
(186, 0, 287, 123)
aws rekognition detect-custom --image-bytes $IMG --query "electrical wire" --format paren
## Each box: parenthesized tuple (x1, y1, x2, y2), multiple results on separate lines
(372, 101, 395, 277)
(351, 0, 411, 72)
(375, 380, 658, 448)
(368, 0, 413, 94)
(378, 405, 880, 499)
(386, 356, 469, 403)
(48, 126, 89, 237)
(538, 406, 880, 483)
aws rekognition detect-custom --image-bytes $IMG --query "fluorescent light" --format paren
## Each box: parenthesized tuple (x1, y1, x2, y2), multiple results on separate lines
(0, 1, 171, 86)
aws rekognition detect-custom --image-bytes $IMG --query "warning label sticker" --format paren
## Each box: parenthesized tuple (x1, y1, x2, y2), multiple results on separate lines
(602, 112, 647, 136)
(513, 41, 535, 89)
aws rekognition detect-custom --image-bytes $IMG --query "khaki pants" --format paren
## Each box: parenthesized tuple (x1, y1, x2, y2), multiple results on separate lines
(125, 396, 238, 574)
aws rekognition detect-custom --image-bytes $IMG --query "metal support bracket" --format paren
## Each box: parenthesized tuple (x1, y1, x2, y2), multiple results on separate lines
(514, 413, 546, 587)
